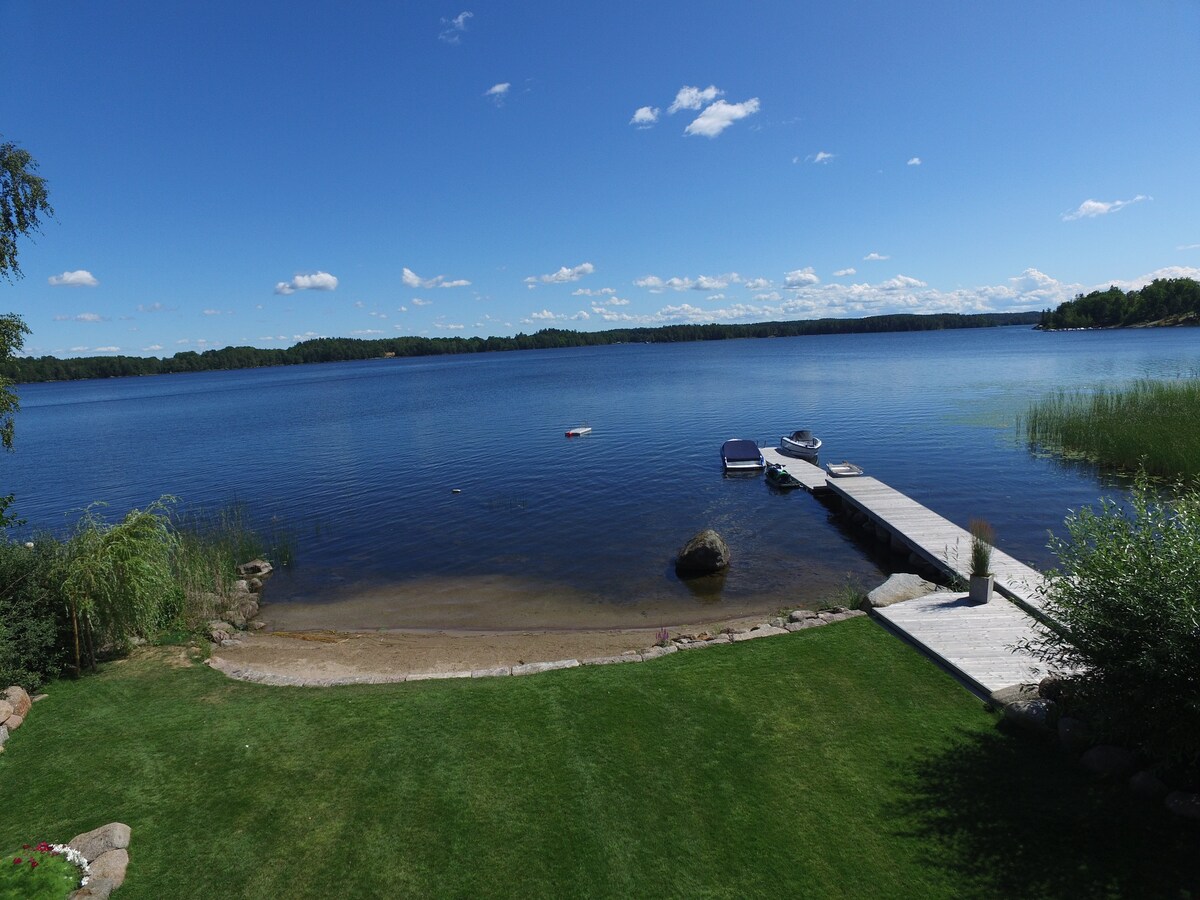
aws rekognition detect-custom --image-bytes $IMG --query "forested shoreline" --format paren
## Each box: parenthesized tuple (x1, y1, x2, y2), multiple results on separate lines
(4, 310, 1039, 384)
(1038, 277, 1200, 330)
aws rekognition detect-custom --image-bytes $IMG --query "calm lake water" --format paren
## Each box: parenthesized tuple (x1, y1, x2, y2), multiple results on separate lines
(7, 326, 1200, 630)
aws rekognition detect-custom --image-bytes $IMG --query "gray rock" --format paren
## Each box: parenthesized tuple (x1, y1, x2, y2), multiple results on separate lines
(769, 617, 787, 629)
(237, 558, 274, 578)
(581, 654, 642, 665)
(1003, 699, 1056, 732)
(786, 619, 824, 632)
(674, 638, 724, 650)
(469, 666, 511, 678)
(788, 609, 820, 622)
(731, 625, 787, 642)
(1129, 770, 1169, 801)
(1057, 716, 1091, 753)
(0, 699, 12, 723)
(69, 822, 131, 863)
(406, 670, 471, 681)
(32, 693, 48, 703)
(89, 849, 129, 888)
(0, 724, 8, 749)
(70, 876, 117, 899)
(512, 659, 580, 676)
(864, 573, 941, 609)
(675, 529, 730, 576)
(640, 644, 678, 660)
(1081, 744, 1138, 779)
(3, 685, 32, 718)
(990, 683, 1039, 707)
(4, 714, 22, 730)
(1165, 791, 1200, 820)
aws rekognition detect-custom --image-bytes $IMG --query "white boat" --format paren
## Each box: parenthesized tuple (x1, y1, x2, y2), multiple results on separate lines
(565, 425, 592, 437)
(722, 439, 765, 472)
(780, 429, 822, 460)
(825, 461, 864, 478)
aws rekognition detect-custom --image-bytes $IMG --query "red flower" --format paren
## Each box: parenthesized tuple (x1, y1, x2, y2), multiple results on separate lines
(22, 845, 30, 850)
(13, 857, 21, 865)
(30, 860, 39, 869)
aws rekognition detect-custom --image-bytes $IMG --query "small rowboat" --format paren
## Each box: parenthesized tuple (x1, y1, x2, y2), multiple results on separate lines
(780, 429, 822, 460)
(565, 425, 592, 437)
(825, 461, 864, 478)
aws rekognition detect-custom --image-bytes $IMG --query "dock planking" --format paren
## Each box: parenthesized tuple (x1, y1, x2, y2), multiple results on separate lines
(754, 443, 1058, 693)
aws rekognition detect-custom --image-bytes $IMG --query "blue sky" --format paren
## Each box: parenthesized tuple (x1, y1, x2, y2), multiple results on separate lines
(3, 1, 1199, 357)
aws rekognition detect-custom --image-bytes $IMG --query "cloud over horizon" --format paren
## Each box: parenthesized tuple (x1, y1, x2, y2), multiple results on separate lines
(274, 271, 339, 294)
(48, 269, 98, 287)
(1063, 194, 1150, 221)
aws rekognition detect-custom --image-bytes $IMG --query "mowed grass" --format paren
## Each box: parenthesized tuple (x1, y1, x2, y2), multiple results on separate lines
(1024, 378, 1200, 479)
(2, 620, 1197, 899)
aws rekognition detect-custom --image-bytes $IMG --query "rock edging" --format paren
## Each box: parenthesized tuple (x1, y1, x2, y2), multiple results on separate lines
(0, 684, 39, 752)
(65, 822, 131, 899)
(207, 607, 868, 688)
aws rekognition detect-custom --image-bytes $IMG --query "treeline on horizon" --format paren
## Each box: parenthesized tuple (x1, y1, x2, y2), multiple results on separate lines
(4, 310, 1040, 384)
(1039, 277, 1200, 330)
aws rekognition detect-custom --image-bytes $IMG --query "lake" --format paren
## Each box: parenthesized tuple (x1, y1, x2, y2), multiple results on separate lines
(7, 325, 1200, 630)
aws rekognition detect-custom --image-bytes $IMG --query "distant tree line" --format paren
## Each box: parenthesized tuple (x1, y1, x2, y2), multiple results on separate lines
(3, 310, 1040, 384)
(1039, 277, 1200, 330)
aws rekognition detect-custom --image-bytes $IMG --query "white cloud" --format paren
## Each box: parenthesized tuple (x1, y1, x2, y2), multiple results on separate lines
(1100, 265, 1200, 292)
(864, 252, 890, 261)
(1179, 243, 1200, 251)
(70, 346, 89, 352)
(572, 287, 616, 297)
(275, 271, 338, 294)
(94, 346, 120, 352)
(138, 302, 167, 313)
(744, 277, 772, 290)
(48, 269, 98, 287)
(54, 311, 107, 323)
(630, 106, 660, 128)
(907, 157, 922, 166)
(607, 297, 630, 306)
(635, 273, 741, 293)
(485, 83, 510, 105)
(434, 322, 466, 330)
(412, 298, 432, 306)
(524, 262, 595, 285)
(810, 151, 835, 164)
(833, 268, 856, 277)
(203, 309, 222, 316)
(143, 344, 163, 352)
(1062, 195, 1150, 221)
(634, 275, 664, 292)
(402, 267, 470, 289)
(529, 309, 557, 320)
(668, 85, 723, 114)
(784, 267, 819, 287)
(439, 11, 473, 44)
(684, 98, 761, 138)
(879, 274, 928, 290)
(351, 329, 384, 336)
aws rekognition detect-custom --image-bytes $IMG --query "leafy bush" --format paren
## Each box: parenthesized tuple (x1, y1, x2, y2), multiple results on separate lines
(1026, 472, 1200, 772)
(0, 841, 85, 899)
(0, 538, 66, 690)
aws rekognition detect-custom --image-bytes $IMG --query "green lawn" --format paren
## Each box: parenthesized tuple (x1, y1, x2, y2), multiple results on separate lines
(2, 620, 1196, 899)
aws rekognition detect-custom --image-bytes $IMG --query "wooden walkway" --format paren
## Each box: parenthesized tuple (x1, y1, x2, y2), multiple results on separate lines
(756, 445, 1058, 694)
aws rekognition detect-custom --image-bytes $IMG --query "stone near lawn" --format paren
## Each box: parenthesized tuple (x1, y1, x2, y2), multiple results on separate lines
(639, 644, 678, 660)
(1002, 698, 1056, 732)
(512, 659, 580, 676)
(1165, 791, 1200, 821)
(674, 529, 730, 576)
(70, 876, 117, 900)
(581, 654, 641, 665)
(788, 610, 820, 623)
(1129, 770, 1169, 801)
(786, 619, 824, 632)
(89, 849, 130, 888)
(1081, 744, 1138, 780)
(469, 666, 511, 678)
(863, 573, 943, 610)
(68, 822, 131, 863)
(731, 625, 787, 642)
(3, 685, 32, 718)
(3, 714, 22, 731)
(0, 699, 12, 723)
(0, 724, 8, 749)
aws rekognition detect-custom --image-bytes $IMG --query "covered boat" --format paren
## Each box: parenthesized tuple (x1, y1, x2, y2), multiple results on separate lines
(780, 429, 822, 460)
(721, 439, 765, 472)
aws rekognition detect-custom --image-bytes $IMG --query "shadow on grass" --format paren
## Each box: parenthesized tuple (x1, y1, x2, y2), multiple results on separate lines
(894, 722, 1200, 900)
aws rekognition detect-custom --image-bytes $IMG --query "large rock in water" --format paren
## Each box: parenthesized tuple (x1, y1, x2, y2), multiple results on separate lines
(675, 529, 730, 577)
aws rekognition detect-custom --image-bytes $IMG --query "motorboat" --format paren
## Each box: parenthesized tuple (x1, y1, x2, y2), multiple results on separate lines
(780, 429, 822, 460)
(825, 461, 864, 478)
(565, 425, 592, 437)
(765, 462, 803, 489)
(721, 439, 765, 472)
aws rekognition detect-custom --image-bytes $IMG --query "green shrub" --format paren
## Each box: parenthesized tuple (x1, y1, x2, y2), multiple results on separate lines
(0, 538, 66, 690)
(1025, 471, 1200, 773)
(0, 842, 84, 899)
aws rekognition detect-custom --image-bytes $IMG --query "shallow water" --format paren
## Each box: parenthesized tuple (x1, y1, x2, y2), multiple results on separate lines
(9, 325, 1200, 628)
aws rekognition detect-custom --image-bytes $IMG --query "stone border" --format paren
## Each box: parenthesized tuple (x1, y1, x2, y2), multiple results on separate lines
(206, 608, 868, 688)
(61, 822, 131, 899)
(0, 684, 41, 751)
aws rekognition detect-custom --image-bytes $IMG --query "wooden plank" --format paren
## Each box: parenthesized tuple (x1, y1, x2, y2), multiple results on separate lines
(759, 447, 829, 493)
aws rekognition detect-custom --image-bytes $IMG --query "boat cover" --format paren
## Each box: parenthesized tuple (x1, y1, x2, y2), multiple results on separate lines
(722, 439, 762, 462)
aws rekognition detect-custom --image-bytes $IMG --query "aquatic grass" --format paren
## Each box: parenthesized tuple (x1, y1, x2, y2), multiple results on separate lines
(1, 625, 1196, 898)
(1022, 378, 1200, 480)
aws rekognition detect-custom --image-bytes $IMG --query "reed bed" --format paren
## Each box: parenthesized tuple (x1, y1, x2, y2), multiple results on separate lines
(1023, 378, 1200, 480)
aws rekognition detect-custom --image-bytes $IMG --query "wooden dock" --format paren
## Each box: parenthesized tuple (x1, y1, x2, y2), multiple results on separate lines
(756, 445, 1057, 694)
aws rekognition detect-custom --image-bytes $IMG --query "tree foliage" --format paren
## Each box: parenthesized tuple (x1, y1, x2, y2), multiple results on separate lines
(1039, 277, 1200, 329)
(0, 137, 54, 282)
(1026, 472, 1200, 772)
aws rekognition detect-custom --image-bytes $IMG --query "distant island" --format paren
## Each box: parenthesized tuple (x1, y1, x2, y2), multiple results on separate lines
(4, 310, 1040, 384)
(1039, 277, 1200, 330)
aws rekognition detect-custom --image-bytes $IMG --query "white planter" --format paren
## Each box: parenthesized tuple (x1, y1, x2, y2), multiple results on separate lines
(969, 574, 994, 604)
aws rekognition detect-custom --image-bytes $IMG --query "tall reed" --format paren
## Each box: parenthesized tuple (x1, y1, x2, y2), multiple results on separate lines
(1022, 378, 1200, 480)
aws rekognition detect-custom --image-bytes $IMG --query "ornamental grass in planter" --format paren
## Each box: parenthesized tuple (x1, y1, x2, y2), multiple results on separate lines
(968, 518, 995, 604)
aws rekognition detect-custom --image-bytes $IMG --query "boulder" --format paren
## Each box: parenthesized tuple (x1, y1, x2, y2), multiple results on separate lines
(675, 529, 730, 576)
(788, 610, 820, 623)
(237, 558, 274, 579)
(69, 877, 117, 900)
(1129, 770, 1169, 801)
(1165, 791, 1200, 821)
(1081, 745, 1138, 780)
(731, 625, 787, 642)
(89, 849, 129, 888)
(0, 699, 12, 723)
(1057, 716, 1091, 753)
(863, 573, 942, 609)
(68, 822, 131, 863)
(0, 724, 8, 749)
(3, 685, 31, 718)
(1002, 699, 1056, 732)
(4, 714, 22, 731)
